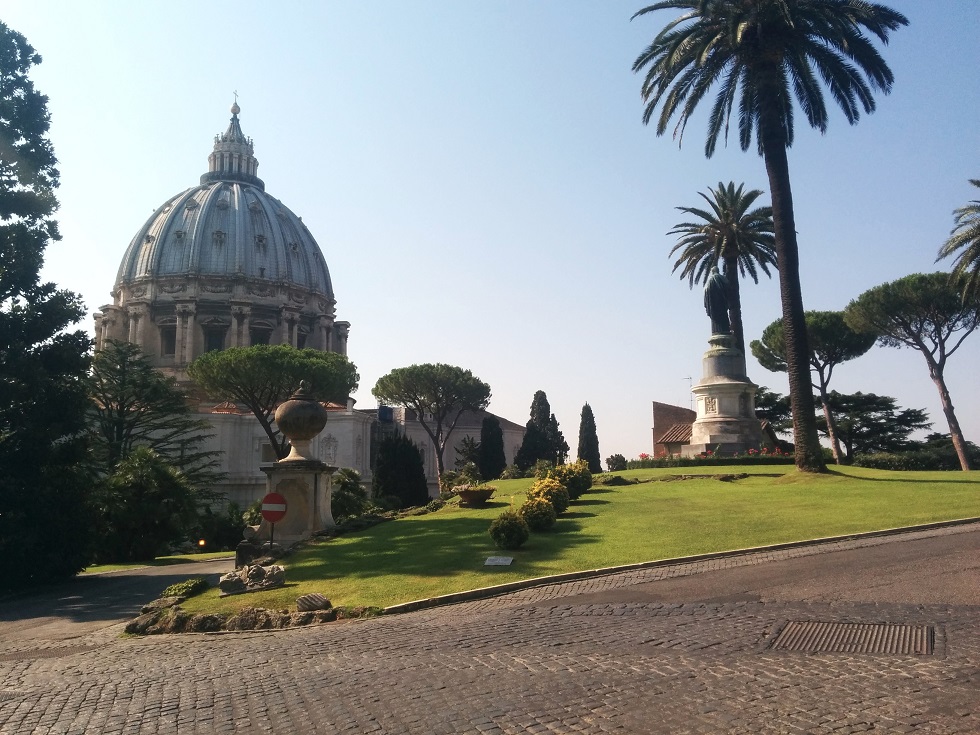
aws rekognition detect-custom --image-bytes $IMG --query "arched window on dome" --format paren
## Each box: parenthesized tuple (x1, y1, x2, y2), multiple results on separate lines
(201, 318, 229, 353)
(250, 321, 274, 346)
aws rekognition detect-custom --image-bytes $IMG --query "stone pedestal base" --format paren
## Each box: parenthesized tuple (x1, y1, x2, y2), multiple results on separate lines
(681, 334, 771, 457)
(258, 459, 337, 545)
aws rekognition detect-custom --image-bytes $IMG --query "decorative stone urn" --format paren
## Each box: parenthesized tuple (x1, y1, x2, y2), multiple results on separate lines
(274, 381, 329, 461)
(256, 381, 337, 544)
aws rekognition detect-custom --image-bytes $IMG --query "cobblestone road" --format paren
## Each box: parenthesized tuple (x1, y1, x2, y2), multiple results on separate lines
(1, 524, 977, 734)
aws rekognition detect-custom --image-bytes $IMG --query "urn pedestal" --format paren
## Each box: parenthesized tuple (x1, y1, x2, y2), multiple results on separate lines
(682, 334, 771, 457)
(257, 382, 337, 545)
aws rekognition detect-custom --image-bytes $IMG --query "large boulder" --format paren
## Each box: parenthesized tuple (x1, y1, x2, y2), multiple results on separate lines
(218, 564, 285, 596)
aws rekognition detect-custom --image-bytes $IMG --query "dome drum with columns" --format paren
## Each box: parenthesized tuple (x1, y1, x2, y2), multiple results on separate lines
(95, 103, 349, 381)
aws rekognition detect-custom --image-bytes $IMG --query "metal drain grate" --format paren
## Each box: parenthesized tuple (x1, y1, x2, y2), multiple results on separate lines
(0, 645, 100, 662)
(770, 621, 934, 655)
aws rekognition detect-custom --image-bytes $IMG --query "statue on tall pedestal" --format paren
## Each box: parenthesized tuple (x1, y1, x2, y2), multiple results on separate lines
(704, 266, 731, 336)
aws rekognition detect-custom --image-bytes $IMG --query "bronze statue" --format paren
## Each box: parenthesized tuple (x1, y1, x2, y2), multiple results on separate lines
(704, 266, 731, 335)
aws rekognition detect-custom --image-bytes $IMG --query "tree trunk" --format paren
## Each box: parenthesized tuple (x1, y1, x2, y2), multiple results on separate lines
(925, 357, 972, 471)
(818, 387, 844, 464)
(759, 112, 826, 473)
(723, 254, 745, 355)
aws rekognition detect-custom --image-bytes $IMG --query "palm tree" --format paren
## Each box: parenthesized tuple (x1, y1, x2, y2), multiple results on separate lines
(632, 0, 907, 472)
(668, 181, 776, 355)
(937, 179, 980, 302)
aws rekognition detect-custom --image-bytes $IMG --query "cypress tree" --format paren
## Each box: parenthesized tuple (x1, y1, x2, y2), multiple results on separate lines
(372, 433, 429, 508)
(577, 403, 602, 473)
(477, 416, 507, 480)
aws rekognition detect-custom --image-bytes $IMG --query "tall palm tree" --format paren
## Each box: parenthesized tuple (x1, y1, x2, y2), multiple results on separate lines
(669, 181, 776, 355)
(937, 179, 980, 302)
(632, 0, 907, 472)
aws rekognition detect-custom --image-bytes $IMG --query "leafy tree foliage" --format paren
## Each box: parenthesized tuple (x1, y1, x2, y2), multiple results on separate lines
(817, 391, 930, 462)
(477, 416, 507, 481)
(93, 446, 198, 562)
(754, 387, 792, 438)
(576, 403, 602, 473)
(88, 341, 222, 492)
(455, 436, 480, 469)
(632, 0, 907, 472)
(937, 179, 980, 302)
(668, 181, 776, 353)
(189, 345, 359, 459)
(372, 363, 491, 480)
(372, 433, 429, 509)
(605, 454, 628, 472)
(845, 273, 980, 470)
(331, 467, 369, 521)
(751, 311, 874, 463)
(0, 23, 94, 589)
(515, 391, 568, 470)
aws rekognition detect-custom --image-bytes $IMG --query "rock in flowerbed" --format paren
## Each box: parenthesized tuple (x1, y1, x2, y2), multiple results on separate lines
(125, 598, 382, 636)
(218, 564, 285, 596)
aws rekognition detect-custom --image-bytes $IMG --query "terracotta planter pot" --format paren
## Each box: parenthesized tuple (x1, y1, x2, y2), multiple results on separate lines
(457, 488, 495, 507)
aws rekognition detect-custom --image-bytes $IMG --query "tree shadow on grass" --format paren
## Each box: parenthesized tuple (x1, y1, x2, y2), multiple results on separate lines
(290, 514, 600, 584)
(573, 498, 610, 506)
(825, 468, 980, 485)
(562, 511, 597, 519)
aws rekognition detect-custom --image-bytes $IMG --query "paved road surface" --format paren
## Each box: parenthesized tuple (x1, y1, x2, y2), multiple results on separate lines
(0, 558, 232, 646)
(0, 525, 976, 734)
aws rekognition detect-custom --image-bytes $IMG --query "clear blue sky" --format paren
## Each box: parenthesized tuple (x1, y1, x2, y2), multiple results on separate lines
(6, 1, 979, 461)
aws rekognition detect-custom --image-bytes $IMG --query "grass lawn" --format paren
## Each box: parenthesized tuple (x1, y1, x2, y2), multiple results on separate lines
(180, 465, 980, 615)
(81, 551, 234, 575)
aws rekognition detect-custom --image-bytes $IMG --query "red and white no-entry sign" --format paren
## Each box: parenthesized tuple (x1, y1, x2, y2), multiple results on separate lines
(260, 492, 287, 523)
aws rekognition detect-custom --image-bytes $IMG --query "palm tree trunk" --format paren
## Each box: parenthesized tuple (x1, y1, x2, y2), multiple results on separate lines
(723, 254, 745, 354)
(759, 112, 826, 473)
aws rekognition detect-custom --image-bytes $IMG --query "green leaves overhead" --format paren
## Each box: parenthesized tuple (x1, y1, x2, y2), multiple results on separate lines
(189, 345, 359, 459)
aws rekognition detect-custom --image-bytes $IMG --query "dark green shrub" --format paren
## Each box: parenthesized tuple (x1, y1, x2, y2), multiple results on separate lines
(488, 511, 530, 550)
(529, 459, 554, 479)
(594, 474, 635, 486)
(242, 500, 262, 526)
(192, 502, 246, 550)
(161, 577, 210, 599)
(518, 497, 557, 532)
(373, 433, 430, 508)
(332, 468, 369, 521)
(605, 453, 628, 472)
(854, 449, 964, 471)
(548, 460, 592, 500)
(526, 477, 570, 515)
(499, 464, 523, 480)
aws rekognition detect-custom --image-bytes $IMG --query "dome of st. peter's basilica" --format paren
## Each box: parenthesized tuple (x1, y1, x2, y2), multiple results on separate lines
(95, 103, 349, 379)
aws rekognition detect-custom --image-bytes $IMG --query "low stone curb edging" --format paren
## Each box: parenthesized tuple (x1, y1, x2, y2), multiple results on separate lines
(382, 516, 980, 615)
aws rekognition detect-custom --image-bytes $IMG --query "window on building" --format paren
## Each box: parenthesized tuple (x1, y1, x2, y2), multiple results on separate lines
(160, 326, 176, 356)
(250, 328, 272, 346)
(204, 328, 225, 353)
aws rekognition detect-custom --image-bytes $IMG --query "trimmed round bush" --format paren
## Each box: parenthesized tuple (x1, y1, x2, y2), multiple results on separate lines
(518, 497, 557, 532)
(526, 477, 570, 515)
(548, 460, 593, 500)
(488, 511, 530, 550)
